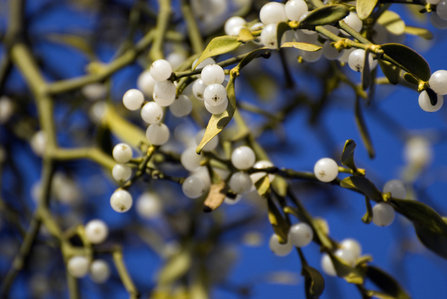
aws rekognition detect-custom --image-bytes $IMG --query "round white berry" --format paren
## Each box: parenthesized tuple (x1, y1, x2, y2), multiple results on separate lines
(191, 166, 211, 188)
(89, 260, 111, 283)
(348, 49, 377, 73)
(137, 70, 157, 97)
(285, 0, 308, 21)
(201, 64, 225, 86)
(123, 89, 144, 111)
(89, 102, 107, 124)
(141, 102, 163, 124)
(437, 1, 447, 20)
(112, 163, 132, 182)
(81, 83, 106, 101)
(136, 192, 162, 219)
(404, 137, 432, 166)
(30, 131, 47, 156)
(52, 173, 80, 204)
(428, 0, 441, 4)
(383, 179, 406, 199)
(260, 2, 287, 25)
(203, 84, 227, 107)
(323, 40, 343, 60)
(153, 80, 176, 106)
(150, 59, 172, 82)
(192, 57, 216, 71)
(229, 172, 253, 194)
(224, 16, 246, 36)
(85, 219, 109, 244)
(269, 233, 293, 257)
(314, 158, 338, 182)
(192, 78, 207, 101)
(340, 239, 362, 260)
(338, 47, 355, 63)
(231, 146, 256, 170)
(335, 248, 356, 266)
(429, 70, 447, 95)
(67, 256, 89, 278)
(260, 23, 278, 49)
(166, 52, 187, 70)
(112, 143, 132, 163)
(110, 189, 133, 213)
(289, 223, 313, 247)
(181, 147, 203, 171)
(169, 95, 192, 117)
(195, 129, 219, 152)
(431, 11, 447, 29)
(372, 203, 395, 227)
(301, 48, 323, 63)
(296, 29, 318, 44)
(343, 12, 362, 32)
(146, 123, 170, 145)
(205, 96, 228, 114)
(321, 253, 336, 276)
(182, 175, 207, 198)
(224, 195, 242, 205)
(250, 160, 275, 184)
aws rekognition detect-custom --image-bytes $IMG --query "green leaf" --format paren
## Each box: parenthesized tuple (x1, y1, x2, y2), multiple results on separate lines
(381, 43, 431, 81)
(355, 97, 375, 159)
(426, 88, 438, 106)
(193, 36, 242, 69)
(357, 0, 378, 20)
(403, 73, 419, 85)
(236, 48, 271, 71)
(340, 176, 382, 202)
(281, 42, 322, 52)
(340, 139, 358, 172)
(300, 5, 350, 26)
(276, 22, 290, 50)
(271, 176, 288, 197)
(377, 11, 405, 35)
(415, 224, 447, 259)
(405, 26, 433, 40)
(328, 253, 363, 284)
(255, 175, 271, 196)
(158, 246, 192, 285)
(237, 27, 255, 42)
(362, 196, 373, 224)
(363, 266, 410, 299)
(378, 60, 401, 85)
(267, 197, 290, 243)
(196, 73, 237, 154)
(362, 49, 372, 91)
(302, 265, 325, 299)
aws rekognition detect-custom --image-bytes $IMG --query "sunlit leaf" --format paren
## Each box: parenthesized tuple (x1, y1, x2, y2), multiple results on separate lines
(377, 11, 405, 35)
(357, 0, 378, 20)
(238, 27, 255, 42)
(300, 5, 350, 26)
(340, 176, 382, 202)
(378, 60, 401, 85)
(355, 97, 375, 159)
(255, 175, 270, 196)
(302, 265, 325, 298)
(405, 26, 433, 40)
(196, 74, 236, 154)
(281, 42, 322, 52)
(363, 266, 410, 299)
(381, 43, 431, 81)
(329, 253, 363, 284)
(193, 36, 242, 69)
(276, 22, 290, 50)
(272, 176, 288, 197)
(158, 246, 192, 285)
(267, 197, 290, 243)
(203, 180, 226, 212)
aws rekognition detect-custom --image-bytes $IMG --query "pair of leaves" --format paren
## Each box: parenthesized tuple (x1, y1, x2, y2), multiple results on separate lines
(340, 176, 382, 202)
(341, 139, 360, 174)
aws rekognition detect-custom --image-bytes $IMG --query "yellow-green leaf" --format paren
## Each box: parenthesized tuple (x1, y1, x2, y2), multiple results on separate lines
(405, 26, 433, 40)
(267, 197, 290, 243)
(255, 175, 270, 196)
(276, 22, 290, 50)
(281, 42, 322, 52)
(193, 36, 242, 69)
(104, 105, 147, 149)
(377, 10, 405, 35)
(381, 43, 431, 81)
(271, 176, 288, 197)
(355, 96, 375, 159)
(302, 265, 325, 298)
(158, 246, 192, 285)
(340, 139, 358, 172)
(357, 0, 378, 20)
(329, 253, 363, 284)
(340, 176, 382, 202)
(403, 73, 419, 85)
(378, 60, 401, 85)
(236, 48, 271, 71)
(238, 27, 255, 42)
(300, 5, 350, 26)
(196, 73, 237, 154)
(363, 266, 410, 299)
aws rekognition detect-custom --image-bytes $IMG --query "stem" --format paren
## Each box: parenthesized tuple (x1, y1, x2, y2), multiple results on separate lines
(338, 21, 371, 45)
(112, 247, 140, 299)
(52, 147, 115, 171)
(149, 0, 172, 61)
(180, 0, 204, 54)
(67, 273, 80, 299)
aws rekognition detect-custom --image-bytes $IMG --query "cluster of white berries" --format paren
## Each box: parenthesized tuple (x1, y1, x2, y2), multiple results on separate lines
(417, 70, 447, 112)
(110, 143, 134, 212)
(67, 256, 111, 283)
(321, 238, 362, 276)
(269, 222, 314, 256)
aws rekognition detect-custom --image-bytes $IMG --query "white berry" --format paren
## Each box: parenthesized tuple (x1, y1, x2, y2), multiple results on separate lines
(67, 256, 89, 278)
(260, 23, 278, 49)
(205, 96, 228, 114)
(0, 96, 13, 124)
(137, 70, 157, 97)
(201, 64, 225, 86)
(150, 59, 172, 81)
(89, 260, 111, 283)
(85, 219, 109, 244)
(321, 253, 336, 276)
(110, 189, 133, 213)
(260, 2, 287, 25)
(153, 80, 176, 107)
(427, 0, 441, 4)
(141, 102, 163, 124)
(30, 131, 47, 156)
(229, 172, 253, 194)
(169, 95, 193, 117)
(136, 192, 162, 219)
(81, 83, 106, 101)
(192, 57, 216, 71)
(289, 223, 313, 247)
(123, 89, 144, 111)
(224, 16, 246, 36)
(430, 12, 447, 29)
(285, 0, 308, 21)
(181, 147, 203, 171)
(195, 129, 219, 152)
(429, 70, 447, 95)
(146, 123, 170, 145)
(340, 239, 362, 260)
(437, 1, 447, 20)
(269, 233, 293, 257)
(231, 146, 256, 170)
(343, 12, 362, 32)
(372, 203, 395, 227)
(112, 163, 132, 182)
(182, 175, 206, 198)
(204, 84, 227, 107)
(112, 143, 132, 163)
(348, 49, 377, 73)
(192, 78, 207, 100)
(250, 160, 275, 184)
(323, 40, 342, 60)
(383, 179, 406, 199)
(166, 52, 187, 70)
(314, 158, 338, 182)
